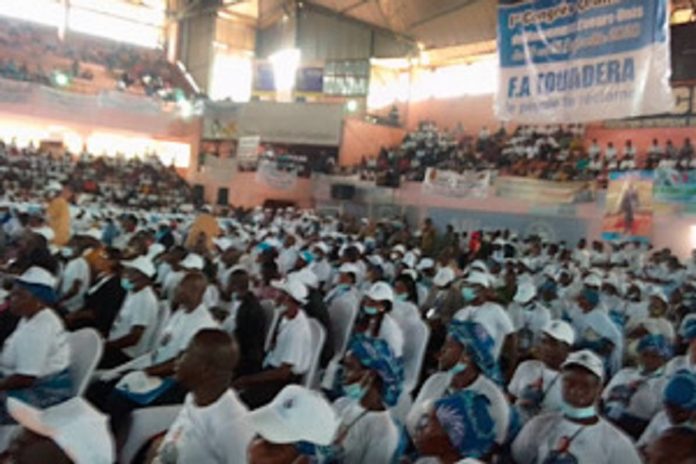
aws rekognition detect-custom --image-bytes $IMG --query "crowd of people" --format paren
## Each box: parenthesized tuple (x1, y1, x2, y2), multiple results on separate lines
(0, 184, 693, 463)
(0, 16, 188, 101)
(0, 141, 193, 212)
(358, 121, 696, 186)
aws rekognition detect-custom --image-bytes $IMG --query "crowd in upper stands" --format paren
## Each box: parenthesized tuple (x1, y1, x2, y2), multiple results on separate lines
(0, 141, 193, 212)
(358, 121, 696, 185)
(0, 181, 693, 463)
(0, 16, 188, 101)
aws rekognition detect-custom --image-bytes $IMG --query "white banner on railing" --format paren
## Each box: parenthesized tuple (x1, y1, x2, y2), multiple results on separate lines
(422, 168, 490, 199)
(255, 161, 298, 191)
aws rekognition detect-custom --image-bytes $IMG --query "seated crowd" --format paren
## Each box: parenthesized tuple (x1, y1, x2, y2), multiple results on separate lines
(0, 16, 189, 101)
(0, 184, 694, 463)
(358, 120, 695, 185)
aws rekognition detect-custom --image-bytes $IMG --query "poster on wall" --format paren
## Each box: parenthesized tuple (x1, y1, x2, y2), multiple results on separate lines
(256, 161, 298, 191)
(602, 171, 653, 242)
(237, 136, 261, 163)
(496, 0, 673, 123)
(653, 168, 696, 203)
(422, 168, 490, 198)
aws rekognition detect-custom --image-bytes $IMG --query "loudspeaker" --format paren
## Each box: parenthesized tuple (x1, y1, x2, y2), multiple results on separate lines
(331, 184, 356, 200)
(216, 188, 229, 206)
(672, 23, 696, 82)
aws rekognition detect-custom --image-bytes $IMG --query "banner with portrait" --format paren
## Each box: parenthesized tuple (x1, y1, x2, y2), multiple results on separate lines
(602, 171, 653, 242)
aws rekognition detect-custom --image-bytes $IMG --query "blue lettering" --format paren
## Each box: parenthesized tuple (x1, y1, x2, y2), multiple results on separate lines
(622, 58, 634, 82)
(596, 62, 606, 85)
(582, 65, 594, 87)
(606, 60, 620, 83)
(519, 76, 531, 97)
(507, 77, 518, 98)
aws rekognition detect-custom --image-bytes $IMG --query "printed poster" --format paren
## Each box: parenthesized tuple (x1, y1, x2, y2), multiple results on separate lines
(602, 170, 653, 242)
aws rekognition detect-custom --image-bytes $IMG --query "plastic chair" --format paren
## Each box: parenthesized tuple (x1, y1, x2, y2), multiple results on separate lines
(303, 319, 326, 388)
(67, 328, 104, 396)
(119, 405, 182, 464)
(327, 293, 359, 357)
(398, 317, 430, 394)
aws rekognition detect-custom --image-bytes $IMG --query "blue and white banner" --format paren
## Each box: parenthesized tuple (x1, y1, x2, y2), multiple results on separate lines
(496, 0, 673, 123)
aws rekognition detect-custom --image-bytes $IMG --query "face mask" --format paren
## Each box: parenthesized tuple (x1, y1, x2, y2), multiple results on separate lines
(449, 362, 468, 376)
(363, 305, 380, 316)
(462, 287, 477, 303)
(343, 381, 368, 401)
(61, 247, 74, 258)
(121, 278, 135, 292)
(395, 293, 408, 302)
(561, 401, 596, 420)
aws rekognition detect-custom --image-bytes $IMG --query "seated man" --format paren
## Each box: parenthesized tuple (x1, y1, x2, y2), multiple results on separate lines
(149, 329, 253, 464)
(233, 278, 313, 408)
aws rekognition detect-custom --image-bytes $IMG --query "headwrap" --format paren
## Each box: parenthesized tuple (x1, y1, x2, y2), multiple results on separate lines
(16, 281, 57, 305)
(679, 314, 696, 342)
(637, 334, 673, 359)
(581, 287, 599, 307)
(448, 320, 502, 384)
(663, 370, 696, 411)
(300, 250, 315, 264)
(347, 335, 404, 407)
(434, 391, 496, 459)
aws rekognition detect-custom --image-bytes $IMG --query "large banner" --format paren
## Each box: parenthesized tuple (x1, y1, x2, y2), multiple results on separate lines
(602, 171, 653, 242)
(422, 168, 490, 199)
(236, 136, 261, 163)
(255, 161, 298, 191)
(653, 168, 696, 203)
(496, 0, 673, 123)
(495, 176, 594, 204)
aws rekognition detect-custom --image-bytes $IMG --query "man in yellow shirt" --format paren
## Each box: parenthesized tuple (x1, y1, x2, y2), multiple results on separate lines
(185, 206, 220, 252)
(46, 183, 73, 247)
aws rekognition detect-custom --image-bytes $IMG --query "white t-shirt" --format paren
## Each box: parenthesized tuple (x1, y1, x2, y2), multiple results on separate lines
(665, 354, 696, 377)
(0, 308, 70, 377)
(109, 286, 160, 358)
(151, 304, 218, 365)
(637, 410, 671, 448)
(508, 360, 563, 421)
(512, 413, 642, 464)
(264, 309, 313, 375)
(454, 302, 515, 359)
(162, 270, 185, 302)
(602, 367, 667, 420)
(157, 390, 253, 464)
(507, 302, 551, 354)
(333, 398, 399, 464)
(60, 256, 91, 313)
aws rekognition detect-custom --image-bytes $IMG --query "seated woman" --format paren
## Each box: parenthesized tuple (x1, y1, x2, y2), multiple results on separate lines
(333, 334, 404, 464)
(0, 267, 72, 424)
(413, 390, 497, 464)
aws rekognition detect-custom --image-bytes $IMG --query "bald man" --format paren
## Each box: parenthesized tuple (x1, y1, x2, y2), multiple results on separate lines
(150, 329, 254, 464)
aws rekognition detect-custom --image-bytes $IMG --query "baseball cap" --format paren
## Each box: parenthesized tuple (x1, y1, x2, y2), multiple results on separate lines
(7, 397, 115, 464)
(465, 272, 491, 288)
(247, 385, 340, 446)
(17, 266, 57, 289)
(542, 320, 576, 346)
(271, 278, 308, 305)
(513, 282, 537, 304)
(433, 267, 456, 287)
(366, 281, 394, 303)
(583, 274, 602, 288)
(122, 256, 156, 279)
(562, 349, 604, 381)
(180, 253, 205, 271)
(417, 258, 435, 271)
(339, 263, 360, 277)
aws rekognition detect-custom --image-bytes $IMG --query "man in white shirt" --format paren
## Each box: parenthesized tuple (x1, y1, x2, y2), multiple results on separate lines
(605, 142, 617, 161)
(512, 350, 642, 464)
(508, 281, 551, 357)
(153, 329, 254, 464)
(234, 277, 313, 408)
(102, 256, 159, 368)
(588, 139, 601, 157)
(58, 237, 91, 313)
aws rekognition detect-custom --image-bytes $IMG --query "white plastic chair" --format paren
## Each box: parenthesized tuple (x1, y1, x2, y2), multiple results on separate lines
(327, 293, 359, 357)
(303, 318, 326, 388)
(67, 328, 104, 396)
(119, 405, 182, 464)
(148, 300, 171, 352)
(397, 317, 430, 393)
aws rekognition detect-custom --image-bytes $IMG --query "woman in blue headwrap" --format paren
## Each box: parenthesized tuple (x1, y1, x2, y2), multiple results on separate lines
(413, 390, 497, 463)
(665, 314, 696, 377)
(0, 267, 72, 424)
(638, 369, 696, 451)
(334, 334, 405, 464)
(601, 334, 672, 439)
(407, 320, 511, 449)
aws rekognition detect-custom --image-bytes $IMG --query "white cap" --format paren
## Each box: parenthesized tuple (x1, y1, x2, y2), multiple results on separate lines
(213, 237, 234, 252)
(649, 287, 669, 304)
(470, 260, 489, 274)
(542, 320, 575, 346)
(583, 274, 602, 287)
(122, 256, 156, 278)
(32, 226, 55, 242)
(180, 253, 205, 271)
(433, 267, 456, 287)
(366, 281, 394, 303)
(271, 278, 308, 304)
(562, 349, 604, 381)
(313, 242, 330, 254)
(417, 258, 435, 271)
(402, 252, 417, 269)
(147, 243, 165, 260)
(392, 244, 406, 255)
(513, 281, 537, 304)
(247, 385, 340, 446)
(465, 272, 491, 288)
(7, 397, 115, 464)
(367, 255, 384, 267)
(46, 181, 63, 192)
(84, 228, 103, 241)
(401, 268, 418, 282)
(291, 268, 319, 290)
(339, 263, 360, 277)
(18, 266, 57, 289)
